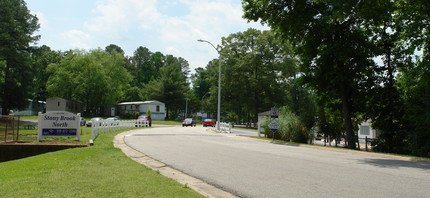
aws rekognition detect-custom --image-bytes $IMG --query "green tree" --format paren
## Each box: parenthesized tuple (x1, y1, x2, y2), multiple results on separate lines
(144, 57, 188, 120)
(395, 0, 430, 157)
(0, 0, 40, 114)
(46, 49, 131, 115)
(132, 47, 154, 85)
(146, 108, 152, 116)
(213, 29, 297, 124)
(122, 86, 145, 102)
(243, 0, 378, 149)
(30, 45, 63, 102)
(105, 44, 124, 54)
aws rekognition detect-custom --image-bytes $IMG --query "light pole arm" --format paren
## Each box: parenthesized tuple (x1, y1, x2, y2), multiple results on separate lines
(197, 39, 219, 53)
(198, 39, 222, 131)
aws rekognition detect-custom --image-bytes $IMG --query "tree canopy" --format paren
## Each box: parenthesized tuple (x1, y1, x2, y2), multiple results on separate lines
(0, 0, 40, 114)
(46, 49, 131, 115)
(243, 0, 430, 155)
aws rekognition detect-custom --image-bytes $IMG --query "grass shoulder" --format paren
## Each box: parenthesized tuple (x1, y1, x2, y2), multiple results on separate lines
(153, 120, 182, 125)
(0, 128, 204, 197)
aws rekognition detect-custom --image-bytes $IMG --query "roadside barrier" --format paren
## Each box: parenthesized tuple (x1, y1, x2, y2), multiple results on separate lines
(219, 122, 232, 133)
(91, 120, 149, 142)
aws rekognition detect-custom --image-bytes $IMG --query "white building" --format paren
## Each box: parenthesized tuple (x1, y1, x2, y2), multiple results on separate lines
(358, 120, 379, 139)
(13, 99, 46, 116)
(46, 97, 83, 114)
(117, 100, 166, 120)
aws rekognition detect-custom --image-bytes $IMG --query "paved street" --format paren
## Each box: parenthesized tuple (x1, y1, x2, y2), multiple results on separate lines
(124, 126, 430, 198)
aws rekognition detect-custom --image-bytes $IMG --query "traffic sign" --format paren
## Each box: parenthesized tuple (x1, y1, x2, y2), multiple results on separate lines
(270, 107, 279, 118)
(268, 119, 280, 132)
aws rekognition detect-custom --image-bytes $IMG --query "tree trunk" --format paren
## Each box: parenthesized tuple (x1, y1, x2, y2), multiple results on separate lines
(165, 105, 169, 120)
(340, 83, 356, 149)
(1, 67, 10, 115)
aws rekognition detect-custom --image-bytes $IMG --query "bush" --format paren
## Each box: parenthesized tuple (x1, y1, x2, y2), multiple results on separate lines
(260, 109, 312, 143)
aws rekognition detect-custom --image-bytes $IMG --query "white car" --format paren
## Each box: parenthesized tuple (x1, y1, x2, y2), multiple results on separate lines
(86, 117, 103, 127)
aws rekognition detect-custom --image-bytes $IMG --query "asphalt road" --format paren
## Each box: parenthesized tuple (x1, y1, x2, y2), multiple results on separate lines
(124, 126, 430, 198)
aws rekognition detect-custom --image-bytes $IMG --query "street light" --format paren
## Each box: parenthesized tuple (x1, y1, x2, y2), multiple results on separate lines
(185, 89, 190, 119)
(201, 91, 210, 118)
(198, 39, 221, 131)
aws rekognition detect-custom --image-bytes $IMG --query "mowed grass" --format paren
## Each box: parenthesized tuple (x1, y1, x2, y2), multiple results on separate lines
(153, 120, 182, 125)
(0, 128, 204, 197)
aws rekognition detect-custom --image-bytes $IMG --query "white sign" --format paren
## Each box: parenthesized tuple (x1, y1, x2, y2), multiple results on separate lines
(268, 119, 281, 132)
(38, 111, 80, 141)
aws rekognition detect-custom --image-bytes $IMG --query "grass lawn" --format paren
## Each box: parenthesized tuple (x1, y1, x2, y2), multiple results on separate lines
(0, 128, 204, 197)
(153, 120, 182, 125)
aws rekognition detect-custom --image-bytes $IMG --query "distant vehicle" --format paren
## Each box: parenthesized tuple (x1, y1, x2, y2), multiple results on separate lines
(182, 118, 196, 127)
(86, 117, 103, 127)
(203, 119, 215, 127)
(136, 115, 152, 127)
(80, 117, 86, 126)
(105, 117, 119, 125)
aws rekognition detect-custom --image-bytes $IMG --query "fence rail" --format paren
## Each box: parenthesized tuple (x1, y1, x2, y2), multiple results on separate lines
(91, 120, 149, 142)
(218, 122, 232, 133)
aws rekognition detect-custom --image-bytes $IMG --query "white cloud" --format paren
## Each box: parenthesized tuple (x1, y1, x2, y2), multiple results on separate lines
(60, 30, 91, 49)
(165, 46, 180, 54)
(32, 11, 48, 29)
(84, 0, 159, 34)
(80, 0, 267, 71)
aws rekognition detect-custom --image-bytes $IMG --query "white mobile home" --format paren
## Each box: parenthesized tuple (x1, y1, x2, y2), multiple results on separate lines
(358, 120, 379, 139)
(46, 97, 83, 114)
(117, 100, 166, 120)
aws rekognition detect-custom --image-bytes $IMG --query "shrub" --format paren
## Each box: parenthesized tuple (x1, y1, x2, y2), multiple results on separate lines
(146, 109, 152, 116)
(260, 108, 312, 143)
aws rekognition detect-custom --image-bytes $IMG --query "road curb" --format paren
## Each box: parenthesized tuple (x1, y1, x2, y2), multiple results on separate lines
(113, 130, 237, 198)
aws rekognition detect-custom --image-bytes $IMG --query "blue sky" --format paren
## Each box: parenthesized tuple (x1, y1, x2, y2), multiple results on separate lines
(26, 0, 269, 73)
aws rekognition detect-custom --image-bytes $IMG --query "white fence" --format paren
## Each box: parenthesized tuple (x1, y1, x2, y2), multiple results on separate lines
(91, 120, 149, 142)
(218, 122, 232, 133)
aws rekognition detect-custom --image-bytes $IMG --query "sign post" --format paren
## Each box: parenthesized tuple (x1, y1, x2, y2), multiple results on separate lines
(268, 107, 280, 141)
(38, 111, 81, 141)
(268, 118, 281, 142)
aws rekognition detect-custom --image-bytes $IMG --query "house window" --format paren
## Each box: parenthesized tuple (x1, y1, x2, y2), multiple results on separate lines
(156, 105, 160, 112)
(58, 102, 60, 107)
(360, 126, 370, 136)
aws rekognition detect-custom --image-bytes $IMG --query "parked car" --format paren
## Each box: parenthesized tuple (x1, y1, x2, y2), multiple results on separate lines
(86, 117, 103, 127)
(105, 117, 119, 126)
(203, 119, 215, 127)
(136, 115, 152, 127)
(182, 118, 196, 127)
(80, 117, 86, 126)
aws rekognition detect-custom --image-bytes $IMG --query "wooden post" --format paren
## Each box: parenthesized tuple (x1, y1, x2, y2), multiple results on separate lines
(356, 135, 360, 150)
(365, 136, 368, 152)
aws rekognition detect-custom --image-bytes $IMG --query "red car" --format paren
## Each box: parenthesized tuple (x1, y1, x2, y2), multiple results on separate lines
(136, 115, 152, 127)
(203, 119, 215, 127)
(182, 118, 196, 127)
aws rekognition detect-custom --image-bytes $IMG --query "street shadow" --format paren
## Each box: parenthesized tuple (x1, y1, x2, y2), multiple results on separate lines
(360, 158, 430, 172)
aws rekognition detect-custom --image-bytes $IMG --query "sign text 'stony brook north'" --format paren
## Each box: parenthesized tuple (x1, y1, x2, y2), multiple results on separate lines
(38, 111, 81, 141)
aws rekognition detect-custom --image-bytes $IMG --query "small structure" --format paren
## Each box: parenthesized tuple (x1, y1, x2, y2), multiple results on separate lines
(258, 110, 271, 122)
(358, 120, 379, 139)
(46, 97, 83, 114)
(13, 99, 46, 116)
(117, 100, 166, 120)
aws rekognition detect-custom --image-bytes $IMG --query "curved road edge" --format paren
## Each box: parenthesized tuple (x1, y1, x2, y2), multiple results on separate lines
(113, 129, 237, 198)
